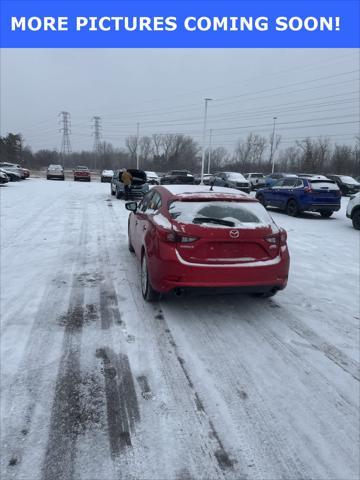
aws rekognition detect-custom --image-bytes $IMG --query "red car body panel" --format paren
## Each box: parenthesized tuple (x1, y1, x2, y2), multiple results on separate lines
(74, 167, 91, 180)
(128, 186, 290, 294)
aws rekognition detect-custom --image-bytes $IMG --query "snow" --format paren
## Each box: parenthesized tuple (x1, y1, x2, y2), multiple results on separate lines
(160, 184, 248, 196)
(1, 179, 359, 480)
(169, 200, 275, 228)
(152, 212, 173, 229)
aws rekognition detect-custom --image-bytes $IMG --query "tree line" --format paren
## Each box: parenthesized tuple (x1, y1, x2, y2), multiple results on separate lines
(1, 132, 359, 176)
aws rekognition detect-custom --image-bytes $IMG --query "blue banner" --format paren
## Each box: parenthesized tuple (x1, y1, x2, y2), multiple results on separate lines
(0, 0, 359, 48)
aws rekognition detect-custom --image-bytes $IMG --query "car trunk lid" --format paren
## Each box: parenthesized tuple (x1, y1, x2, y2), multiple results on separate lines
(168, 199, 280, 265)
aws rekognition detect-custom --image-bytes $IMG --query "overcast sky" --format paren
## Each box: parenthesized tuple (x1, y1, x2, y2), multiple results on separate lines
(1, 48, 359, 152)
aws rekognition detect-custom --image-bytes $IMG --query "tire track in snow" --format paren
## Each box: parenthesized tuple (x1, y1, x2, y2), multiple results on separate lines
(0, 211, 81, 478)
(103, 198, 234, 479)
(40, 210, 90, 480)
(96, 347, 140, 456)
(165, 295, 357, 479)
(270, 299, 360, 381)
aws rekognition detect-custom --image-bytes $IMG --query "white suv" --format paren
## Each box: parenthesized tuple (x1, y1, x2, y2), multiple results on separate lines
(346, 192, 360, 230)
(244, 173, 265, 190)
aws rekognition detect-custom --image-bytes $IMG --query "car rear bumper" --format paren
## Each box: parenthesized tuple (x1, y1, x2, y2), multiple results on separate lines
(304, 203, 341, 212)
(47, 174, 64, 179)
(149, 247, 290, 293)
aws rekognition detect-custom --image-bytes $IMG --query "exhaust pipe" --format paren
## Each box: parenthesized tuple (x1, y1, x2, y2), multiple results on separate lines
(174, 288, 184, 297)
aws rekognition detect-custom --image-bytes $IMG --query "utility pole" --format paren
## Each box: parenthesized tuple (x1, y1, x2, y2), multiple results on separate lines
(92, 116, 102, 172)
(200, 98, 212, 184)
(269, 116, 277, 174)
(136, 122, 140, 169)
(59, 111, 71, 166)
(207, 128, 213, 174)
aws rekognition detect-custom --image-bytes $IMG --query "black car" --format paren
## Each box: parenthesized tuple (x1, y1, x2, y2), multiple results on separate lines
(326, 175, 360, 196)
(111, 169, 149, 199)
(212, 171, 251, 193)
(160, 170, 195, 185)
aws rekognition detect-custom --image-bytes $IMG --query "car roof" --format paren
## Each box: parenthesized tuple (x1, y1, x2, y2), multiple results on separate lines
(156, 184, 255, 201)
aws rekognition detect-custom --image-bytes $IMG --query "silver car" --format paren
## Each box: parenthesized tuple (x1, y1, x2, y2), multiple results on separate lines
(47, 164, 65, 181)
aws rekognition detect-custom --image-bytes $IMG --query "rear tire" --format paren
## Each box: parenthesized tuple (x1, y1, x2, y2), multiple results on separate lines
(286, 199, 299, 217)
(141, 254, 160, 302)
(352, 209, 360, 230)
(252, 289, 278, 298)
(257, 194, 265, 206)
(116, 188, 123, 199)
(320, 210, 333, 218)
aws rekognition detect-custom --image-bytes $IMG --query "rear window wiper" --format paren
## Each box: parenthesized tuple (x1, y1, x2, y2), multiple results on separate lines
(193, 217, 235, 227)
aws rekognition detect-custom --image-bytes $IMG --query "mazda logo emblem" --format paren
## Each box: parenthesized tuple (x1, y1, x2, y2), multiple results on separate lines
(229, 230, 240, 239)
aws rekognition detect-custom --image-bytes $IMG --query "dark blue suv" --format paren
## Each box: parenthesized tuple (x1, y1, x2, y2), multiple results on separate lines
(255, 177, 341, 217)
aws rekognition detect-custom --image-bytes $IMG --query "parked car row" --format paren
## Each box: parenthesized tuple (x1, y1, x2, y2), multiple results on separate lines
(0, 162, 30, 182)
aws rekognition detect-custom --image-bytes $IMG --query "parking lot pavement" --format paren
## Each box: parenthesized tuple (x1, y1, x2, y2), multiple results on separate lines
(1, 179, 359, 480)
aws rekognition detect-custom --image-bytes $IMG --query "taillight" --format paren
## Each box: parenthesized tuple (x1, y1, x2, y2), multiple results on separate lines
(279, 228, 287, 246)
(265, 229, 287, 249)
(157, 228, 197, 243)
(304, 186, 313, 193)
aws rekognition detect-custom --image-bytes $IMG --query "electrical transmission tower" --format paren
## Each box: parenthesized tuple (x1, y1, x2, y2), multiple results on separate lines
(59, 111, 72, 160)
(92, 116, 102, 152)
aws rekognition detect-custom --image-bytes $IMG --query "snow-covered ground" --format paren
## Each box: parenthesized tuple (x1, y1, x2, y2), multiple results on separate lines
(1, 179, 359, 480)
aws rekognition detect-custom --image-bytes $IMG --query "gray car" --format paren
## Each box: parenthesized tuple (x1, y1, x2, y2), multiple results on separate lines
(212, 172, 251, 193)
(47, 164, 65, 180)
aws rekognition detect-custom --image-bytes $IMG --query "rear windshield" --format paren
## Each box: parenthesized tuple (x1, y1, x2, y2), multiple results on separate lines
(309, 180, 339, 191)
(250, 174, 264, 178)
(340, 176, 358, 185)
(49, 165, 62, 169)
(76, 166, 89, 170)
(168, 201, 273, 228)
(171, 170, 189, 175)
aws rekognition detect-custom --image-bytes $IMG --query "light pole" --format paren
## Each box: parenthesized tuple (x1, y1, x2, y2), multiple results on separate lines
(207, 128, 213, 174)
(200, 98, 212, 184)
(136, 122, 140, 169)
(270, 116, 277, 174)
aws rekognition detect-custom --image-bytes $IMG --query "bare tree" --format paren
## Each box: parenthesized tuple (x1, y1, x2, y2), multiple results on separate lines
(125, 135, 138, 160)
(235, 133, 268, 170)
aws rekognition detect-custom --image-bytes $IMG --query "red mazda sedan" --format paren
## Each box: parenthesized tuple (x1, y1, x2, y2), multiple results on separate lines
(126, 185, 290, 301)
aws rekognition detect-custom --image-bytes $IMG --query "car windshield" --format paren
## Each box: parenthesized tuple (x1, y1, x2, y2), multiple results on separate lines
(146, 171, 158, 177)
(226, 173, 246, 182)
(168, 201, 273, 228)
(340, 176, 359, 185)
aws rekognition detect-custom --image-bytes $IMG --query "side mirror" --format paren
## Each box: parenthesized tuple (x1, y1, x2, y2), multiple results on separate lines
(125, 201, 138, 212)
